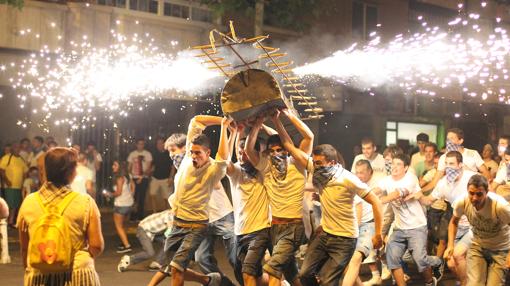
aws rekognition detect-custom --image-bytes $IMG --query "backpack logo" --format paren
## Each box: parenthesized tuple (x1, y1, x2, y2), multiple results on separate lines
(28, 192, 78, 272)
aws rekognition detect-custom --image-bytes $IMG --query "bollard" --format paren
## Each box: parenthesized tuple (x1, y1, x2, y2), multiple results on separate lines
(0, 218, 10, 264)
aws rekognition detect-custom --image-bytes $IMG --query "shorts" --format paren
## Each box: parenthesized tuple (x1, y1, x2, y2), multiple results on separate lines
(3, 188, 22, 209)
(236, 228, 271, 279)
(356, 221, 375, 259)
(455, 226, 473, 249)
(114, 206, 132, 216)
(427, 207, 450, 242)
(162, 220, 207, 272)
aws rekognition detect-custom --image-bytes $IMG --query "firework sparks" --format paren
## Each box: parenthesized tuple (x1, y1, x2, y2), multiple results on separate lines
(5, 31, 219, 129)
(294, 12, 510, 103)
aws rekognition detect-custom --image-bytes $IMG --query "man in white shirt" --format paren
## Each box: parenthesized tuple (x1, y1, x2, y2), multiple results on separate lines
(447, 175, 510, 285)
(351, 138, 386, 182)
(227, 127, 271, 286)
(409, 151, 476, 285)
(342, 159, 384, 286)
(70, 153, 94, 196)
(245, 109, 313, 286)
(378, 154, 442, 286)
(491, 147, 510, 200)
(85, 141, 102, 200)
(128, 138, 153, 220)
(497, 135, 510, 168)
(421, 128, 490, 194)
(148, 115, 231, 286)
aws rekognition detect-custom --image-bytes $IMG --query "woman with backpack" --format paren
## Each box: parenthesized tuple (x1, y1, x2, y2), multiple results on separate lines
(17, 147, 104, 286)
(110, 160, 135, 254)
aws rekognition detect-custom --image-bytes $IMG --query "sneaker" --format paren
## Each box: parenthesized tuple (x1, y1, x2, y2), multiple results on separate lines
(148, 261, 162, 272)
(117, 255, 130, 272)
(116, 245, 132, 254)
(363, 276, 382, 286)
(281, 281, 291, 286)
(404, 274, 410, 283)
(432, 259, 445, 282)
(381, 264, 392, 280)
(207, 272, 222, 286)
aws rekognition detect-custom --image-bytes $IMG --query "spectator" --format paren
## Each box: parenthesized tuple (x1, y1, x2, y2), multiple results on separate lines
(414, 142, 437, 178)
(127, 138, 152, 220)
(109, 160, 135, 253)
(29, 136, 44, 168)
(149, 137, 173, 213)
(47, 141, 58, 150)
(2, 143, 12, 157)
(44, 136, 55, 148)
(85, 141, 102, 201)
(19, 138, 32, 165)
(70, 153, 94, 197)
(411, 133, 429, 170)
(17, 147, 104, 285)
(482, 144, 498, 180)
(22, 167, 40, 198)
(0, 143, 28, 227)
(72, 143, 81, 153)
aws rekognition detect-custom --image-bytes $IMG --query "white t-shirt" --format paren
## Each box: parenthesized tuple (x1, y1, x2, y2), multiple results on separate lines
(320, 166, 370, 238)
(208, 183, 234, 223)
(30, 150, 44, 168)
(378, 172, 427, 230)
(351, 153, 386, 183)
(128, 150, 153, 178)
(114, 177, 134, 207)
(494, 164, 509, 185)
(228, 163, 271, 235)
(86, 152, 102, 182)
(431, 170, 477, 227)
(255, 154, 311, 219)
(70, 165, 94, 195)
(438, 148, 484, 173)
(354, 177, 377, 224)
(172, 118, 227, 222)
(453, 192, 510, 250)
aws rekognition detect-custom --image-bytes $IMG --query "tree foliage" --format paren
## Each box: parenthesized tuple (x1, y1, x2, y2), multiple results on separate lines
(0, 0, 24, 9)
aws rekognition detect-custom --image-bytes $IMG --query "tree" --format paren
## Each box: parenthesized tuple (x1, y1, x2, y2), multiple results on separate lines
(0, 0, 24, 9)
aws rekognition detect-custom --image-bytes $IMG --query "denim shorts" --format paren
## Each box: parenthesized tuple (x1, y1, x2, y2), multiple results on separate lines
(455, 226, 473, 249)
(236, 228, 271, 279)
(114, 206, 132, 216)
(386, 225, 441, 272)
(356, 221, 375, 259)
(162, 221, 207, 272)
(263, 221, 305, 281)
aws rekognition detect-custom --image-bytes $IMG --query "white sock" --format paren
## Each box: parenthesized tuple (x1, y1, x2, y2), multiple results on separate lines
(371, 270, 380, 278)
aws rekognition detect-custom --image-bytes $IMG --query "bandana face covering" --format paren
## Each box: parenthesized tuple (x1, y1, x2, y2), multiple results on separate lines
(445, 167, 461, 184)
(313, 164, 340, 190)
(385, 160, 392, 175)
(241, 162, 258, 178)
(270, 154, 288, 181)
(446, 139, 462, 152)
(170, 153, 185, 170)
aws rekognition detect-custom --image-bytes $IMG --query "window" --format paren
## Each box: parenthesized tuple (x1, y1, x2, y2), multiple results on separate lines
(148, 0, 158, 14)
(192, 7, 212, 23)
(163, 3, 190, 19)
(97, 0, 125, 8)
(385, 121, 438, 146)
(352, 1, 378, 40)
(130, 0, 149, 12)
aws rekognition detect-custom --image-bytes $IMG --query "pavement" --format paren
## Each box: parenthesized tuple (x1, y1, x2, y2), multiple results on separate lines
(1, 208, 461, 285)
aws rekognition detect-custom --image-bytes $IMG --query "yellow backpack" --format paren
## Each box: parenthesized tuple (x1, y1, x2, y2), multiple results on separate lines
(28, 191, 79, 272)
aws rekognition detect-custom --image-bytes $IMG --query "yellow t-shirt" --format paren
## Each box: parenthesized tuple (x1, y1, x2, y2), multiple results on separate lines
(0, 154, 28, 189)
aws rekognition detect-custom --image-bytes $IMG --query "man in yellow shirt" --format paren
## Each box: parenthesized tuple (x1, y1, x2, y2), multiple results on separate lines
(0, 143, 28, 226)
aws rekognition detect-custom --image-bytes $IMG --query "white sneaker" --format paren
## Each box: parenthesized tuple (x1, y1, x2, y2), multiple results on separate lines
(281, 280, 291, 286)
(207, 272, 222, 286)
(117, 255, 130, 273)
(148, 261, 162, 271)
(362, 276, 382, 286)
(381, 264, 391, 280)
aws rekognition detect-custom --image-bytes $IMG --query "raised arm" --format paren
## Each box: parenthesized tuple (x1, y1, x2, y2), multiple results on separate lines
(217, 117, 233, 161)
(281, 109, 314, 155)
(186, 115, 223, 151)
(261, 124, 277, 136)
(245, 117, 264, 167)
(270, 110, 310, 170)
(226, 123, 239, 176)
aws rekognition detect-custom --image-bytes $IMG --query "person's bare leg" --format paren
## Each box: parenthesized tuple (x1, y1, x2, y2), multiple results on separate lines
(447, 257, 458, 277)
(421, 267, 434, 284)
(342, 252, 363, 286)
(453, 247, 468, 286)
(392, 268, 406, 286)
(436, 239, 447, 258)
(257, 273, 269, 286)
(171, 266, 186, 286)
(290, 277, 303, 286)
(268, 275, 281, 286)
(147, 271, 168, 286)
(244, 273, 258, 286)
(183, 268, 211, 284)
(113, 213, 130, 247)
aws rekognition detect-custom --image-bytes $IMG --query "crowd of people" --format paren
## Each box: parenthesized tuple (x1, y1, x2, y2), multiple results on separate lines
(3, 108, 510, 286)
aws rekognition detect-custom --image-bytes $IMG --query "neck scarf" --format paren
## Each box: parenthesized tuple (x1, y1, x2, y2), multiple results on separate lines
(270, 154, 288, 181)
(313, 164, 340, 190)
(170, 153, 185, 170)
(445, 167, 461, 184)
(241, 162, 258, 178)
(446, 139, 462, 152)
(385, 160, 392, 175)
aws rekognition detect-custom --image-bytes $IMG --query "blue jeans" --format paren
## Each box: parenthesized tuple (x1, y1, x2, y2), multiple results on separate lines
(356, 221, 375, 258)
(195, 212, 236, 274)
(386, 225, 441, 272)
(130, 227, 166, 265)
(299, 230, 356, 286)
